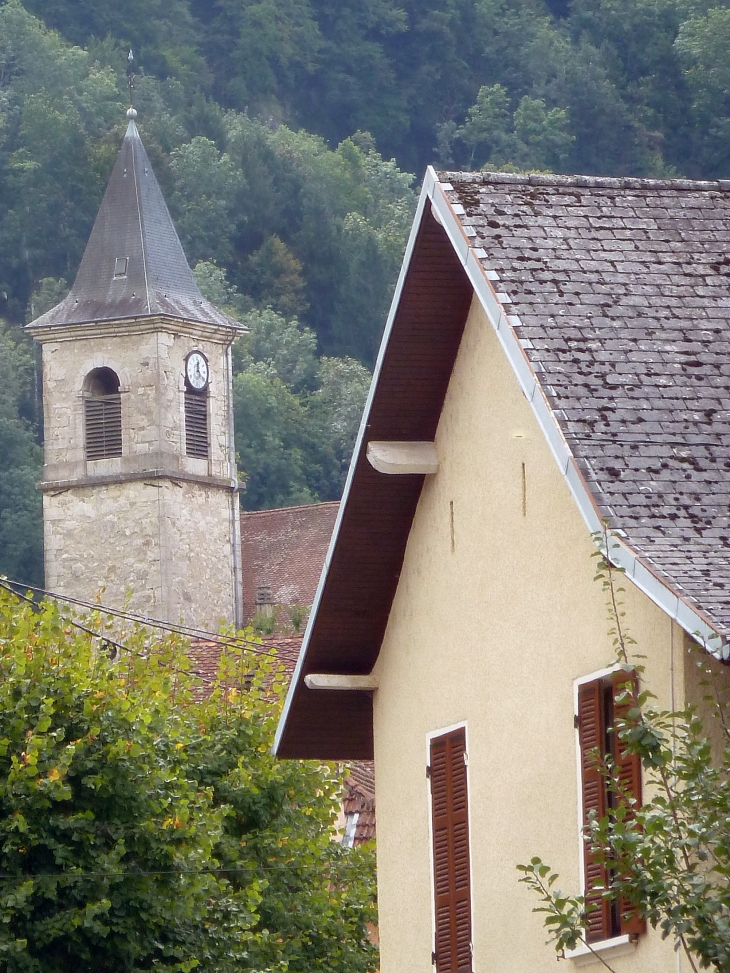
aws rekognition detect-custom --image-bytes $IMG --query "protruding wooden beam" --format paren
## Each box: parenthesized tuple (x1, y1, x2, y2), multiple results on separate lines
(304, 673, 379, 691)
(366, 440, 439, 475)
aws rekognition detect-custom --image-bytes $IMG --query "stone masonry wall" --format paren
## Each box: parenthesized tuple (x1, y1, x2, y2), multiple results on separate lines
(44, 478, 237, 631)
(39, 317, 240, 630)
(41, 323, 234, 484)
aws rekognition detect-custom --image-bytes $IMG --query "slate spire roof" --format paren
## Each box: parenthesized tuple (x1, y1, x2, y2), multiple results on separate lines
(30, 114, 239, 331)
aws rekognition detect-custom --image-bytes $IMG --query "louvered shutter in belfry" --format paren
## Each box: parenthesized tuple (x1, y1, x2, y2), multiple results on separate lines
(430, 728, 472, 973)
(577, 681, 611, 943)
(185, 391, 209, 458)
(84, 394, 122, 460)
(610, 670, 645, 936)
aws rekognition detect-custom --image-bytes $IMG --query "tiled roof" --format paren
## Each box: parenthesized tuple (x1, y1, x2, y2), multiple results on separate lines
(441, 171, 730, 638)
(187, 635, 303, 690)
(240, 502, 339, 619)
(344, 761, 376, 844)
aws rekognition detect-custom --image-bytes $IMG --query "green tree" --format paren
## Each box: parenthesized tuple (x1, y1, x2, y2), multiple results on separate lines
(21, 0, 204, 83)
(511, 96, 573, 170)
(0, 324, 42, 588)
(245, 235, 309, 318)
(0, 585, 378, 972)
(192, 261, 252, 320)
(314, 356, 371, 485)
(4, 92, 101, 300)
(169, 136, 245, 266)
(27, 277, 69, 322)
(675, 7, 730, 176)
(457, 84, 513, 168)
(239, 308, 319, 392)
(192, 0, 321, 116)
(234, 365, 331, 510)
(231, 308, 372, 509)
(457, 85, 573, 171)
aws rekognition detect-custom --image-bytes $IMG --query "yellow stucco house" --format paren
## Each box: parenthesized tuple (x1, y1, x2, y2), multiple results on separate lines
(275, 168, 730, 973)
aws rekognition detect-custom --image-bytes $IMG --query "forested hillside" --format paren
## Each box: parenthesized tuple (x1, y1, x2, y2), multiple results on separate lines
(2, 0, 730, 587)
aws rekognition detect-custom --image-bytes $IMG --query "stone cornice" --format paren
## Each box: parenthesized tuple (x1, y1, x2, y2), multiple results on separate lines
(27, 313, 244, 345)
(39, 468, 240, 494)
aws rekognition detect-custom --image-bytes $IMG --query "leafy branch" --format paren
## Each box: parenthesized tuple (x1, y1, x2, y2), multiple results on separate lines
(517, 529, 730, 972)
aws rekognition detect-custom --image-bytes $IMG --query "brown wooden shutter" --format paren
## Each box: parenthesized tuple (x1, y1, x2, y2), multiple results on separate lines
(610, 670, 645, 937)
(430, 728, 472, 973)
(577, 680, 611, 943)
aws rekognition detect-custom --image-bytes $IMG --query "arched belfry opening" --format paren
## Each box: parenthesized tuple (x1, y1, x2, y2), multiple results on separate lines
(83, 367, 122, 461)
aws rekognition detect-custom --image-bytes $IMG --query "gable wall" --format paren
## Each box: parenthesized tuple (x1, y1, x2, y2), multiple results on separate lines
(371, 295, 690, 973)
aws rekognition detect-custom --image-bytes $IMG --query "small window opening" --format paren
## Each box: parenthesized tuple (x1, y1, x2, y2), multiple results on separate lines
(185, 389, 208, 458)
(84, 367, 122, 461)
(114, 257, 128, 279)
(256, 585, 273, 606)
(255, 584, 274, 618)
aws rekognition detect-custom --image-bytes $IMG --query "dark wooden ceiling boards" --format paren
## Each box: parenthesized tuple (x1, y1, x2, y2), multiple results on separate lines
(276, 204, 473, 759)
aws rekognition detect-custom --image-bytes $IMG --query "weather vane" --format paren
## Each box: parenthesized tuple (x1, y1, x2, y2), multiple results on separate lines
(127, 50, 136, 105)
(126, 49, 137, 120)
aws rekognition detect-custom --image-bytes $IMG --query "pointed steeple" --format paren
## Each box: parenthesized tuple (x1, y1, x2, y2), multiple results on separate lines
(30, 110, 238, 331)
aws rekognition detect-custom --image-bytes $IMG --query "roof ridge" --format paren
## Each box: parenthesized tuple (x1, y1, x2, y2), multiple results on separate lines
(240, 501, 340, 519)
(437, 169, 730, 193)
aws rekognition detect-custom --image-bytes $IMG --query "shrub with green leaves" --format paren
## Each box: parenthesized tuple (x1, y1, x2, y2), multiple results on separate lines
(518, 546, 730, 973)
(0, 587, 377, 973)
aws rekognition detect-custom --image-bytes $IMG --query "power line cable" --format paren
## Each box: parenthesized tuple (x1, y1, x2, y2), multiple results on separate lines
(0, 860, 354, 881)
(1, 578, 282, 651)
(0, 581, 296, 693)
(0, 578, 297, 664)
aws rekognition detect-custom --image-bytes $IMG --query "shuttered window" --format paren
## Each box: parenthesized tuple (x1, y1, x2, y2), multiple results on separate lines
(429, 728, 472, 973)
(84, 367, 122, 461)
(185, 390, 208, 458)
(577, 671, 644, 943)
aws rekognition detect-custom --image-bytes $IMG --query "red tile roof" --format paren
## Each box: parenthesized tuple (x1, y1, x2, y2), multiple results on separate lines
(240, 502, 339, 620)
(187, 635, 303, 691)
(344, 761, 376, 844)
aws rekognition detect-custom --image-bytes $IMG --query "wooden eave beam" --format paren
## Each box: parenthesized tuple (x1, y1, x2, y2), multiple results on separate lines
(304, 673, 379, 691)
(366, 440, 439, 475)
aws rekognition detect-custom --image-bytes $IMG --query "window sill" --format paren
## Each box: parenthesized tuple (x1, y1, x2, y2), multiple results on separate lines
(566, 934, 636, 967)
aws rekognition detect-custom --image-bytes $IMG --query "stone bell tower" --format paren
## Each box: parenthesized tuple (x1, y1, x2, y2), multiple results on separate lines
(28, 109, 244, 631)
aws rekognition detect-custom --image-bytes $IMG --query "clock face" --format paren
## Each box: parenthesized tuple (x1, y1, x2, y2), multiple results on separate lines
(186, 351, 209, 391)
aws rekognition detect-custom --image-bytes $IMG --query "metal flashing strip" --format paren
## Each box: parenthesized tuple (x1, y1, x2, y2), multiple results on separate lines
(273, 172, 435, 756)
(428, 176, 727, 661)
(129, 122, 152, 316)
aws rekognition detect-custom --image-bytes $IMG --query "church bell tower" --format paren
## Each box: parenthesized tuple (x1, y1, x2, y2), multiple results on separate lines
(28, 109, 244, 631)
